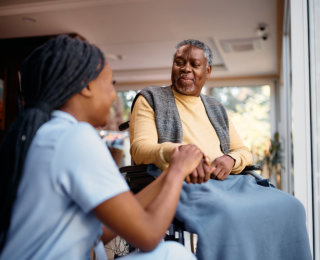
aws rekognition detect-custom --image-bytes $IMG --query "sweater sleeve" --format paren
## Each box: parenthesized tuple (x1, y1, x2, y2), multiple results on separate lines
(227, 118, 253, 174)
(129, 95, 180, 170)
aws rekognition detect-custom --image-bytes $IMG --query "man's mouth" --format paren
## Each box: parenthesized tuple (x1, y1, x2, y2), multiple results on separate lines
(179, 76, 194, 82)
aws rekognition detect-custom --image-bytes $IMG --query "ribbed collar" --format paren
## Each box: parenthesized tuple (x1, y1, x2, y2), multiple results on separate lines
(171, 87, 201, 105)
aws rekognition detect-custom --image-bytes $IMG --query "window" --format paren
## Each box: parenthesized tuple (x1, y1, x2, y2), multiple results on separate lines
(208, 86, 277, 182)
(117, 90, 139, 122)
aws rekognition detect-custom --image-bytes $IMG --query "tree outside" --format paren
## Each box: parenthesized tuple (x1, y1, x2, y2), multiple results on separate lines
(117, 90, 139, 122)
(208, 85, 271, 168)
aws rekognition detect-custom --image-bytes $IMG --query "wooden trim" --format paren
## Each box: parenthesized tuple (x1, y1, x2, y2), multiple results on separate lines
(206, 75, 278, 87)
(115, 80, 171, 91)
(115, 74, 278, 91)
(277, 0, 285, 76)
(208, 74, 278, 82)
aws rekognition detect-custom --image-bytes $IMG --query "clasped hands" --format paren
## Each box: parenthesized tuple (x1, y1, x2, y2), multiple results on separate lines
(182, 145, 235, 184)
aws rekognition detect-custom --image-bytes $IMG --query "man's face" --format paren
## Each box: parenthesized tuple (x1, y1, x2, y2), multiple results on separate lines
(171, 45, 212, 97)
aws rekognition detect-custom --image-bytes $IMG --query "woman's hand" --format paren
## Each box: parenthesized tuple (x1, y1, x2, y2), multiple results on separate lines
(185, 155, 213, 184)
(169, 144, 204, 179)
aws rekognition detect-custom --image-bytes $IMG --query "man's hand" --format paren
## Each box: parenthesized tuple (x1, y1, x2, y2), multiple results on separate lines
(210, 155, 235, 180)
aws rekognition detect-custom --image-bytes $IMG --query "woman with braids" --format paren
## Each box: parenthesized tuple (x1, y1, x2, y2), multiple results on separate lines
(0, 35, 205, 259)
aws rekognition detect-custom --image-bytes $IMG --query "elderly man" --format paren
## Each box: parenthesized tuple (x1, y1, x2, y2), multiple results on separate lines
(130, 39, 252, 182)
(129, 40, 311, 260)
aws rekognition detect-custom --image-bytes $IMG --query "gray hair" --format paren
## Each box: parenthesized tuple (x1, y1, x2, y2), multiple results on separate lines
(175, 39, 213, 67)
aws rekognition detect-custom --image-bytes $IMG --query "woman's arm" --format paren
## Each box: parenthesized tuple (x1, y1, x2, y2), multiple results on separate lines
(100, 169, 170, 244)
(94, 145, 203, 251)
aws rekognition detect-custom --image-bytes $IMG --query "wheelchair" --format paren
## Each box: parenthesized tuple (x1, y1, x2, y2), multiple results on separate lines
(119, 160, 262, 254)
(118, 120, 262, 254)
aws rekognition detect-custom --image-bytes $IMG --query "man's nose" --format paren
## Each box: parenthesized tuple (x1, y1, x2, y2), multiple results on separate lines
(181, 62, 192, 72)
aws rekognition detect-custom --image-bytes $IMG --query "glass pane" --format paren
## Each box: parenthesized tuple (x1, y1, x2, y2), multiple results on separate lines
(209, 86, 275, 179)
(117, 90, 139, 122)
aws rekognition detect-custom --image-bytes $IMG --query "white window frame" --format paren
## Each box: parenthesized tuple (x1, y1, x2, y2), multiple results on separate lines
(278, 0, 294, 195)
(290, 0, 314, 255)
(308, 0, 320, 259)
(279, 35, 294, 194)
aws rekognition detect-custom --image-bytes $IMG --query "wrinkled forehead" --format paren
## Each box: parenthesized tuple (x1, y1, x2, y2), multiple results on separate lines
(174, 45, 206, 60)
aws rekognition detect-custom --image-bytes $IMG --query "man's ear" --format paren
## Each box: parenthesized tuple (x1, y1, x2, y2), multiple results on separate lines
(206, 65, 212, 79)
(79, 85, 93, 98)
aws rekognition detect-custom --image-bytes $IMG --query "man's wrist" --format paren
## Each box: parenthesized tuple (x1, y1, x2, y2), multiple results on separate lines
(225, 154, 236, 167)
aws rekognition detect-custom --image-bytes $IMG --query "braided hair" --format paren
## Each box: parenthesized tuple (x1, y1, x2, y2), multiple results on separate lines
(0, 35, 105, 253)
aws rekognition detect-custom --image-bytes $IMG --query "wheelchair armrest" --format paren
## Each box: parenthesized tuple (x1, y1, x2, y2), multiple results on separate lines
(120, 164, 161, 177)
(119, 164, 161, 194)
(241, 165, 263, 180)
(119, 121, 130, 131)
(243, 170, 263, 180)
(119, 164, 149, 174)
(243, 165, 261, 171)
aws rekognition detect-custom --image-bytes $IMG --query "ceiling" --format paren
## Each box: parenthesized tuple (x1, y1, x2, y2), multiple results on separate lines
(0, 0, 279, 89)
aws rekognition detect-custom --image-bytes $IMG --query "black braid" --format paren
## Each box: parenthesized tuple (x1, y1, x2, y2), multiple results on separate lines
(0, 35, 105, 253)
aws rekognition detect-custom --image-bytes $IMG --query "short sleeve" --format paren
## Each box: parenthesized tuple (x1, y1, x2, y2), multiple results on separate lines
(53, 123, 129, 213)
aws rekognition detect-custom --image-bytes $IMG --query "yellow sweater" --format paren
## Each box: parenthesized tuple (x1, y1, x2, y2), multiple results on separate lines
(129, 88, 252, 173)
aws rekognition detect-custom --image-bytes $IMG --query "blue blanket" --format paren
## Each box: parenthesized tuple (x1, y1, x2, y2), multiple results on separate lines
(175, 175, 312, 260)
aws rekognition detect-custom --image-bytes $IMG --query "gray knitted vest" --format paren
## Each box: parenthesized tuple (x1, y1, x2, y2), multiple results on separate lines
(132, 86, 230, 154)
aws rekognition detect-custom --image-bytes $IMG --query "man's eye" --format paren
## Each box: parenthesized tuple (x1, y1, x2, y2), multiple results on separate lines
(175, 60, 184, 66)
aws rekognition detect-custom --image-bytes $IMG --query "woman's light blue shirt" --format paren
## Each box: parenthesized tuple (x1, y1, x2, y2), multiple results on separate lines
(2, 110, 129, 260)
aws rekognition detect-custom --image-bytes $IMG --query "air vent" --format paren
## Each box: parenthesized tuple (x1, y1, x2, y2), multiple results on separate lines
(220, 38, 261, 53)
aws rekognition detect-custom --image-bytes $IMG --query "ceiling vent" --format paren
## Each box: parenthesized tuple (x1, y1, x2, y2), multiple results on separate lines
(220, 38, 261, 53)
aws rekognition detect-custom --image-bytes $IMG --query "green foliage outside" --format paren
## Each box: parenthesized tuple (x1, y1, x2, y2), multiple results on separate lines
(117, 90, 139, 122)
(209, 85, 271, 165)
